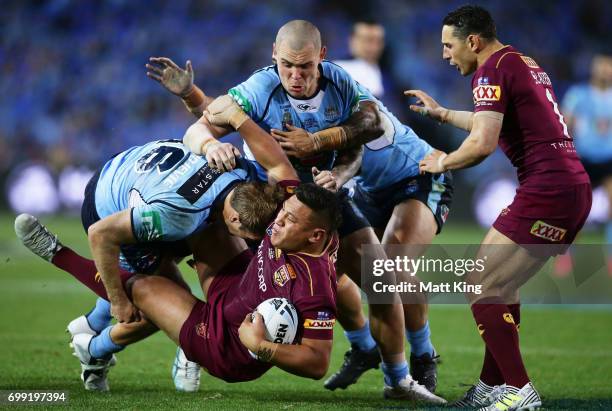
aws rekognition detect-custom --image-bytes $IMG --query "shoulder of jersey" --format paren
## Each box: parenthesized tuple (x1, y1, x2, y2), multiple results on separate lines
(247, 64, 281, 90)
(321, 60, 351, 81)
(490, 47, 539, 71)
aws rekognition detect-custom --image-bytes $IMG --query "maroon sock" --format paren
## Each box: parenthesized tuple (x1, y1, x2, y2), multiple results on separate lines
(479, 303, 521, 385)
(51, 247, 133, 300)
(471, 299, 529, 388)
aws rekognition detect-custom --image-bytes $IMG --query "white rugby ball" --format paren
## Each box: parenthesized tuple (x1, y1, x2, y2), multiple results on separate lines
(249, 298, 298, 358)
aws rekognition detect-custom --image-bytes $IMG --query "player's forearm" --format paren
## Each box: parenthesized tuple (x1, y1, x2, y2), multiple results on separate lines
(183, 116, 230, 155)
(441, 109, 474, 131)
(442, 135, 494, 170)
(331, 146, 363, 187)
(238, 120, 299, 182)
(257, 341, 331, 380)
(180, 85, 215, 118)
(312, 101, 383, 152)
(88, 229, 128, 304)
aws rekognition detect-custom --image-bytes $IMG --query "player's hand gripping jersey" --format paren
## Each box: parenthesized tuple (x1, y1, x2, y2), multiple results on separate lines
(180, 225, 339, 382)
(229, 61, 433, 190)
(471, 46, 589, 187)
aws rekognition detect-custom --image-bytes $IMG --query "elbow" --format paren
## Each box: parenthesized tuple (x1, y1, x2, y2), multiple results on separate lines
(87, 222, 105, 247)
(477, 143, 496, 158)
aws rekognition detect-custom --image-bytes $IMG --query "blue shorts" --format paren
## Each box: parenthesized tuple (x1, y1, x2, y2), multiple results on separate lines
(351, 172, 453, 234)
(337, 188, 371, 238)
(81, 167, 189, 274)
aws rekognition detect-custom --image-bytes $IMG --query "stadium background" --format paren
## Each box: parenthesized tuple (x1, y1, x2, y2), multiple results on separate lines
(1, 0, 611, 409)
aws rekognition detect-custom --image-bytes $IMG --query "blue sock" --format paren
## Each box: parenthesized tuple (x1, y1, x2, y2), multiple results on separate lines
(605, 222, 612, 256)
(344, 320, 377, 351)
(407, 321, 435, 357)
(89, 325, 125, 359)
(381, 360, 409, 386)
(85, 298, 112, 333)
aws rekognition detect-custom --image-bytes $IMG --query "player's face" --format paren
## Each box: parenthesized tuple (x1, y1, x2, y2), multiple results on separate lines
(270, 196, 323, 251)
(273, 41, 326, 99)
(441, 25, 477, 76)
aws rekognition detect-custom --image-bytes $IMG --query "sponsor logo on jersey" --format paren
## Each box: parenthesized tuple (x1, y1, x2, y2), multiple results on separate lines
(500, 207, 510, 216)
(477, 76, 490, 85)
(195, 322, 209, 339)
(268, 248, 276, 260)
(282, 111, 293, 129)
(503, 313, 515, 324)
(273, 264, 295, 287)
(325, 106, 339, 119)
(530, 220, 567, 242)
(520, 56, 539, 68)
(316, 311, 332, 320)
(257, 246, 267, 292)
(176, 164, 223, 204)
(228, 88, 253, 114)
(477, 323, 485, 335)
(141, 210, 163, 240)
(94, 272, 101, 283)
(297, 103, 315, 111)
(440, 204, 450, 223)
(473, 85, 501, 102)
(303, 318, 336, 329)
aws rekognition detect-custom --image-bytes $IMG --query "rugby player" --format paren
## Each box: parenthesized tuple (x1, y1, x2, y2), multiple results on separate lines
(561, 54, 612, 275)
(406, 5, 591, 410)
(148, 20, 449, 402)
(16, 183, 343, 384)
(15, 99, 299, 391)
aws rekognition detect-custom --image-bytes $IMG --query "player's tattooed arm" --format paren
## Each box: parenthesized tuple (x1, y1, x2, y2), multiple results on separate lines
(336, 100, 384, 148)
(87, 210, 140, 324)
(146, 57, 215, 118)
(419, 111, 503, 173)
(239, 313, 332, 379)
(405, 89, 474, 131)
(312, 146, 363, 192)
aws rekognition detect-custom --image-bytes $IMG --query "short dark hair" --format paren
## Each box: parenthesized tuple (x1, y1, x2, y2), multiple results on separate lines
(295, 183, 342, 233)
(351, 19, 383, 35)
(231, 182, 285, 238)
(443, 5, 497, 41)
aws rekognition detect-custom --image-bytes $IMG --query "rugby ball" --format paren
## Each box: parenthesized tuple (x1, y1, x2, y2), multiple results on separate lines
(249, 298, 298, 358)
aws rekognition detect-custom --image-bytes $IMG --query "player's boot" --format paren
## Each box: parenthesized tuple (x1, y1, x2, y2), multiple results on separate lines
(477, 382, 542, 410)
(70, 333, 116, 392)
(409, 349, 439, 392)
(323, 345, 380, 390)
(172, 347, 201, 392)
(383, 374, 447, 405)
(14, 214, 63, 261)
(67, 316, 97, 337)
(451, 381, 506, 408)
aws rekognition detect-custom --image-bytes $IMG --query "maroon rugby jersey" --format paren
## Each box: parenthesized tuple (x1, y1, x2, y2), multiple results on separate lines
(471, 45, 589, 187)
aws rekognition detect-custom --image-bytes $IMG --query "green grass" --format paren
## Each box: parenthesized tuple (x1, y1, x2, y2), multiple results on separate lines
(0, 214, 611, 410)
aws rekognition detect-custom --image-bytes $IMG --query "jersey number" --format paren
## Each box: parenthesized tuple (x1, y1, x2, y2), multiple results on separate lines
(545, 89, 570, 138)
(135, 146, 185, 174)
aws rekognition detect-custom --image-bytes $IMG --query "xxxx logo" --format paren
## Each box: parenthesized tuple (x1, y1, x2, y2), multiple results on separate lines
(477, 324, 485, 335)
(473, 85, 501, 102)
(530, 220, 567, 242)
(503, 313, 515, 324)
(94, 272, 102, 283)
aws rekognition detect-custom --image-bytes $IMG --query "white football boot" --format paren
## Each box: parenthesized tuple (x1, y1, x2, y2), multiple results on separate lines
(478, 382, 542, 410)
(452, 381, 506, 408)
(383, 374, 447, 405)
(67, 315, 97, 337)
(70, 333, 116, 392)
(14, 214, 62, 261)
(172, 347, 201, 392)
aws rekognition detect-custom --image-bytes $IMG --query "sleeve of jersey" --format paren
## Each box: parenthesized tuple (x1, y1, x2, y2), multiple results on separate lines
(472, 67, 510, 114)
(290, 254, 337, 340)
(329, 64, 373, 119)
(228, 69, 276, 121)
(130, 204, 200, 242)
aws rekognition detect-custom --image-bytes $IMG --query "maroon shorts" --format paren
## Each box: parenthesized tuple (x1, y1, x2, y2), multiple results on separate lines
(178, 249, 271, 382)
(493, 183, 592, 257)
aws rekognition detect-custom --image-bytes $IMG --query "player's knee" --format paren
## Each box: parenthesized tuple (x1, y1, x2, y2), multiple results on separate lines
(130, 275, 162, 305)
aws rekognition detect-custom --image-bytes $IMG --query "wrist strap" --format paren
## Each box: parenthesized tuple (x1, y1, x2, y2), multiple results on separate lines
(312, 127, 348, 151)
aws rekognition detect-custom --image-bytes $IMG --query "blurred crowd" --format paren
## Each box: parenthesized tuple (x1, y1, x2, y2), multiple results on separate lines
(1, 0, 610, 215)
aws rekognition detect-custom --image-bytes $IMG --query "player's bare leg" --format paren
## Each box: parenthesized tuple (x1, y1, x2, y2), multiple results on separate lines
(456, 227, 544, 409)
(382, 199, 439, 392)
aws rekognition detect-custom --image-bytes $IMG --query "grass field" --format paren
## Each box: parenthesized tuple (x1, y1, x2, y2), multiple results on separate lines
(1, 213, 611, 410)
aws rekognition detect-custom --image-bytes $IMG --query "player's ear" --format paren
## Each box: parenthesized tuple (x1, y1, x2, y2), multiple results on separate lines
(467, 34, 478, 51)
(309, 228, 326, 244)
(272, 43, 277, 61)
(319, 46, 327, 60)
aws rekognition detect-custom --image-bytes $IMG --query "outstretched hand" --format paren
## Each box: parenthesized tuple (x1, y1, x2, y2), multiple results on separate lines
(146, 57, 194, 97)
(404, 89, 448, 123)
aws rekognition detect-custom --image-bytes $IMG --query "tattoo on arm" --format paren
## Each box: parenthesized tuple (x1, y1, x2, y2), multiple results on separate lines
(257, 346, 275, 362)
(340, 101, 384, 148)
